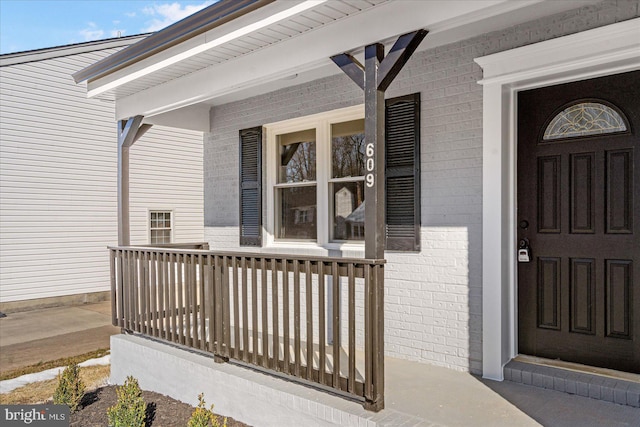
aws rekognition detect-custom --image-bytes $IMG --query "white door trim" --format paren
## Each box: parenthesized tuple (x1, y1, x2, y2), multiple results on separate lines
(474, 18, 640, 380)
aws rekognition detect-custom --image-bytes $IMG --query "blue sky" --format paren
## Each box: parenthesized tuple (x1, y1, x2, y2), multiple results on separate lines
(0, 0, 216, 54)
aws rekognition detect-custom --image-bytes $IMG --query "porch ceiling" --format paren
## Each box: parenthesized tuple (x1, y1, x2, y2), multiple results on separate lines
(79, 0, 598, 130)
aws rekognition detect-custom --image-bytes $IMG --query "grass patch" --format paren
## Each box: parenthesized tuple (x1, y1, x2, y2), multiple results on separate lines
(0, 348, 110, 381)
(0, 364, 110, 405)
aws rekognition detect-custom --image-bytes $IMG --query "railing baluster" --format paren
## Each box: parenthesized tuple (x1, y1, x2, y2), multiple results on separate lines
(305, 260, 313, 380)
(282, 259, 290, 374)
(251, 257, 258, 365)
(233, 257, 240, 360)
(318, 260, 326, 385)
(261, 258, 268, 368)
(190, 254, 196, 346)
(241, 257, 249, 363)
(141, 251, 149, 335)
(169, 253, 176, 342)
(116, 250, 124, 327)
(215, 255, 223, 355)
(157, 252, 164, 338)
(176, 254, 184, 344)
(222, 256, 231, 358)
(161, 252, 171, 340)
(198, 254, 206, 352)
(155, 251, 162, 337)
(206, 254, 214, 352)
(131, 251, 138, 332)
(139, 251, 145, 333)
(177, 253, 185, 345)
(271, 258, 279, 370)
(184, 254, 192, 347)
(127, 250, 134, 331)
(164, 252, 171, 339)
(364, 263, 372, 400)
(348, 263, 356, 393)
(149, 252, 157, 336)
(293, 259, 301, 378)
(332, 261, 340, 389)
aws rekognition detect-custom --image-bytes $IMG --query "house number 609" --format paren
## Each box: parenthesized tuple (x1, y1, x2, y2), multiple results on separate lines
(366, 143, 375, 187)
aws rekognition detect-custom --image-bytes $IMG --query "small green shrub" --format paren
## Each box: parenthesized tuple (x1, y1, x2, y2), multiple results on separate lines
(188, 393, 227, 427)
(53, 362, 85, 412)
(107, 376, 147, 427)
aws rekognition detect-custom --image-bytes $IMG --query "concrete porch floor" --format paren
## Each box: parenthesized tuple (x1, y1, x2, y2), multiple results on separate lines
(1, 302, 638, 426)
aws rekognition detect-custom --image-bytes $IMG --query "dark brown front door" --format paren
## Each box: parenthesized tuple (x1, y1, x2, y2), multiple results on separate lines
(517, 70, 640, 373)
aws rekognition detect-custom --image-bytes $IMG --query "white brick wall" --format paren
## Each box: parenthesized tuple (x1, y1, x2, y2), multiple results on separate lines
(204, 0, 639, 374)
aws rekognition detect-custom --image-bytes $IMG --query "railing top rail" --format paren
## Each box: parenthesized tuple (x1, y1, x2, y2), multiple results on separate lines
(109, 245, 386, 265)
(136, 242, 209, 248)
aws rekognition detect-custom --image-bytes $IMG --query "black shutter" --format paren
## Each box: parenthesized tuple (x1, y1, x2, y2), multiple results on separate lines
(239, 127, 262, 246)
(385, 93, 421, 251)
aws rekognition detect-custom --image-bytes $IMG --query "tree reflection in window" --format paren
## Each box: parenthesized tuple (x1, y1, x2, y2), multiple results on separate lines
(277, 129, 317, 239)
(279, 130, 316, 183)
(543, 101, 627, 141)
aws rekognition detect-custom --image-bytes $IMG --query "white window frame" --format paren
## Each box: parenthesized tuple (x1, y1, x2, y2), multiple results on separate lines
(265, 104, 365, 253)
(149, 210, 173, 244)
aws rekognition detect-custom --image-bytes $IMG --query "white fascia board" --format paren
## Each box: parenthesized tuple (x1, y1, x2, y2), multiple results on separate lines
(475, 17, 640, 85)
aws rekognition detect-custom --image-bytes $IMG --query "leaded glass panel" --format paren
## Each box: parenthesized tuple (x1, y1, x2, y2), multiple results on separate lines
(543, 102, 627, 141)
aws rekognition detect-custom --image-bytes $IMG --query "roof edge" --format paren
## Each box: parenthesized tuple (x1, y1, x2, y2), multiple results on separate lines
(72, 0, 274, 84)
(0, 34, 148, 67)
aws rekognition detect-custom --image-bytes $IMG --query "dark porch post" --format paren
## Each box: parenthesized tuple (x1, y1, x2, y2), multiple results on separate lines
(364, 43, 386, 260)
(117, 116, 151, 245)
(332, 29, 427, 412)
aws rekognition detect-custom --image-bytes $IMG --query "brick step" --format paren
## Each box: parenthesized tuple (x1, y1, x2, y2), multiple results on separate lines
(504, 357, 640, 408)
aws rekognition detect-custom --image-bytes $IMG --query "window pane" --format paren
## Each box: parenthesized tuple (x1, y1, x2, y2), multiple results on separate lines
(332, 119, 365, 178)
(150, 211, 171, 244)
(278, 129, 316, 183)
(277, 186, 317, 240)
(151, 229, 171, 244)
(332, 181, 365, 241)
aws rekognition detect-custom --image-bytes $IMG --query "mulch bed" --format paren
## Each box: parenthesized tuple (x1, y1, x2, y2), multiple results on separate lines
(70, 385, 250, 427)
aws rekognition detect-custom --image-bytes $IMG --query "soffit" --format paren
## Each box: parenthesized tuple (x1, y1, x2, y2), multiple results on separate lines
(91, 0, 389, 101)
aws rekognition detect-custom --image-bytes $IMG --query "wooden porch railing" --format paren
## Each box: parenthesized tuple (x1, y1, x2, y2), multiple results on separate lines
(109, 246, 385, 411)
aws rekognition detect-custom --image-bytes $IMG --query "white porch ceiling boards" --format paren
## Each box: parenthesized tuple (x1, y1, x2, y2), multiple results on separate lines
(89, 0, 388, 100)
(84, 0, 598, 127)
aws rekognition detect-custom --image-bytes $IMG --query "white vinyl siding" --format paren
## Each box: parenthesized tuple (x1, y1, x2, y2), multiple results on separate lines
(0, 43, 204, 303)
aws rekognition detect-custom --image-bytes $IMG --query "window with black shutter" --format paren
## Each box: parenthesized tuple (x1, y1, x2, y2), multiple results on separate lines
(239, 93, 420, 251)
(239, 127, 262, 246)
